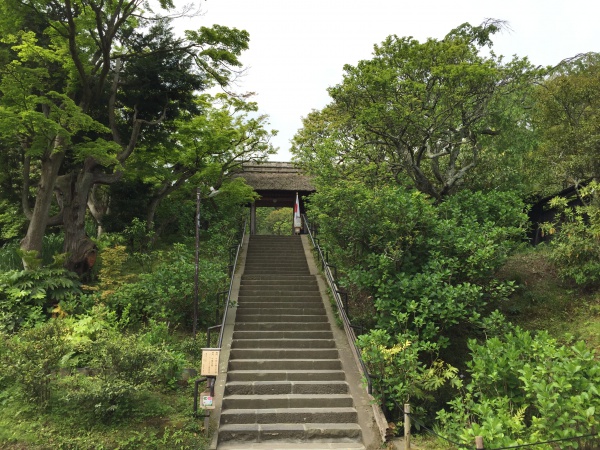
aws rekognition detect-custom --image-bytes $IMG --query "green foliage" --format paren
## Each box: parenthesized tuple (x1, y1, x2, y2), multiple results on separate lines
(258, 207, 293, 235)
(1, 320, 66, 407)
(0, 233, 65, 272)
(1, 307, 190, 431)
(357, 329, 459, 410)
(533, 53, 600, 186)
(55, 375, 142, 425)
(101, 180, 154, 234)
(305, 179, 528, 421)
(99, 243, 227, 329)
(437, 328, 600, 447)
(542, 183, 600, 288)
(0, 240, 21, 271)
(0, 263, 81, 332)
(0, 200, 26, 242)
(308, 182, 527, 344)
(294, 21, 539, 200)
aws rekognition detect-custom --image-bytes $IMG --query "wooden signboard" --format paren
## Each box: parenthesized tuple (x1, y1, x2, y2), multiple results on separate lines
(201, 348, 220, 377)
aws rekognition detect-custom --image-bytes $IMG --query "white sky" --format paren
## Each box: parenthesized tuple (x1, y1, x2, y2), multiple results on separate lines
(174, 0, 599, 161)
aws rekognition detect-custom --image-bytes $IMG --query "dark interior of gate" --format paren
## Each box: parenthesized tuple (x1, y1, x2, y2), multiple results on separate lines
(232, 162, 315, 234)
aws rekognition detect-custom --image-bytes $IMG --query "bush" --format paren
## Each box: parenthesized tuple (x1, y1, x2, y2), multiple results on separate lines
(0, 241, 21, 271)
(543, 184, 600, 288)
(0, 264, 82, 332)
(308, 183, 527, 344)
(437, 328, 600, 447)
(101, 243, 227, 329)
(1, 321, 67, 408)
(357, 329, 459, 412)
(92, 334, 186, 388)
(55, 375, 141, 425)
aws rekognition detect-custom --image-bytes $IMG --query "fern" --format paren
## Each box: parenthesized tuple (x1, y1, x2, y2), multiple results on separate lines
(0, 265, 82, 332)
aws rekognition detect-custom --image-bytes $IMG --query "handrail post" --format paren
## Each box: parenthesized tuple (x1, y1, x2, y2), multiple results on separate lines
(404, 404, 411, 450)
(475, 436, 484, 450)
(206, 325, 221, 348)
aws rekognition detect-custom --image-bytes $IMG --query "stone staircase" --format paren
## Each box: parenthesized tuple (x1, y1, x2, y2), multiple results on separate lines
(216, 235, 367, 449)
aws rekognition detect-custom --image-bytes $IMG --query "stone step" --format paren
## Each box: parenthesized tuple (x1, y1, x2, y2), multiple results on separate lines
(234, 322, 332, 331)
(242, 275, 316, 281)
(244, 255, 307, 261)
(226, 370, 345, 382)
(247, 241, 304, 245)
(229, 348, 339, 360)
(241, 279, 316, 285)
(222, 394, 354, 410)
(245, 250, 305, 255)
(237, 301, 323, 309)
(244, 260, 308, 266)
(244, 261, 308, 267)
(239, 287, 319, 295)
(236, 307, 325, 317)
(218, 443, 366, 449)
(234, 315, 328, 323)
(243, 269, 311, 275)
(217, 423, 362, 445)
(231, 339, 335, 349)
(247, 243, 304, 246)
(241, 279, 318, 287)
(244, 265, 308, 270)
(228, 359, 342, 371)
(225, 381, 349, 396)
(220, 407, 358, 425)
(244, 255, 306, 260)
(239, 294, 320, 300)
(217, 236, 366, 449)
(237, 295, 323, 302)
(233, 331, 334, 340)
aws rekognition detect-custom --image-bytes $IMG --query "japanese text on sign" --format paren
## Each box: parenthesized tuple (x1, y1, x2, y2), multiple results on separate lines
(201, 348, 220, 376)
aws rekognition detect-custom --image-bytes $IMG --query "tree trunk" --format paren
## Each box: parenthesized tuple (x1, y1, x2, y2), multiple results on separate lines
(56, 170, 97, 275)
(20, 140, 65, 267)
(88, 185, 110, 237)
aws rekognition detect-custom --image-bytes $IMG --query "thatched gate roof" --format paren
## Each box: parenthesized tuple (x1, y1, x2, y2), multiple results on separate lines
(232, 162, 315, 208)
(234, 162, 314, 191)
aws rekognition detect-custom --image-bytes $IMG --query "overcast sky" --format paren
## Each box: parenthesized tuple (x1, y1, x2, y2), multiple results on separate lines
(174, 0, 598, 161)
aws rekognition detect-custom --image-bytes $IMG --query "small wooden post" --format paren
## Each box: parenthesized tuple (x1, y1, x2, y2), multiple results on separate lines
(250, 202, 256, 235)
(404, 403, 411, 450)
(475, 436, 485, 450)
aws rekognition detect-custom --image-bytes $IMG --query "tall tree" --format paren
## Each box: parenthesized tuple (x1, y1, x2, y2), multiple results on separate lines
(294, 21, 539, 200)
(0, 0, 249, 271)
(125, 93, 276, 237)
(533, 52, 600, 190)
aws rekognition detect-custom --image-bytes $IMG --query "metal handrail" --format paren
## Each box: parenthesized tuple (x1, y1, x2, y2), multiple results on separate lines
(302, 214, 373, 395)
(195, 216, 247, 419)
(217, 216, 247, 348)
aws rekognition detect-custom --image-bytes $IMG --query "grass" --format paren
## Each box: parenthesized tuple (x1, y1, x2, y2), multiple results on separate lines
(496, 243, 600, 350)
(0, 378, 210, 449)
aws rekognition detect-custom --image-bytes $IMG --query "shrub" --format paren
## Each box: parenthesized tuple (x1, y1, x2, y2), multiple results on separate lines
(0, 264, 82, 332)
(308, 183, 526, 344)
(1, 320, 67, 408)
(0, 241, 21, 272)
(437, 328, 600, 447)
(55, 374, 141, 425)
(101, 243, 227, 329)
(357, 329, 459, 412)
(543, 183, 600, 288)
